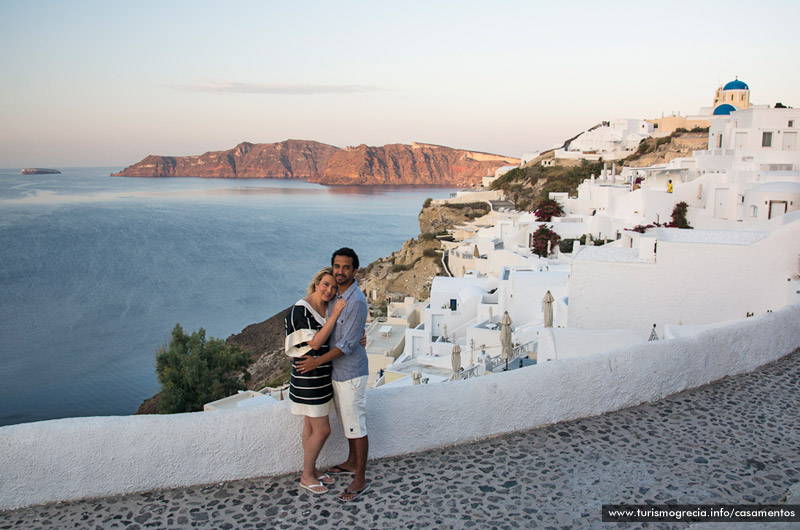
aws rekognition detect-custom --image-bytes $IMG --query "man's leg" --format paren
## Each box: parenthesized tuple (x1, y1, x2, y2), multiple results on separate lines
(340, 438, 357, 470)
(339, 376, 369, 500)
(330, 377, 369, 498)
(345, 435, 368, 493)
(329, 380, 355, 474)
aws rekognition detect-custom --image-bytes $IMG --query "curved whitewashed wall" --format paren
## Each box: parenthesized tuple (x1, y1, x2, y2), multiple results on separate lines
(2, 303, 799, 511)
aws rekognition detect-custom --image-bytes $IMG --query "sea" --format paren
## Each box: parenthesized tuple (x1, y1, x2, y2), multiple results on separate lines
(0, 167, 456, 427)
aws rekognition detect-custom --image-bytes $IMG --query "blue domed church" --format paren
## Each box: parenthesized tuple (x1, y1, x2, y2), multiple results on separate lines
(712, 77, 750, 115)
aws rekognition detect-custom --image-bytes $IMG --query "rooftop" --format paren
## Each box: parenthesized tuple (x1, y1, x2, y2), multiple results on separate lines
(723, 78, 749, 91)
(574, 246, 650, 263)
(3, 349, 797, 529)
(656, 228, 768, 245)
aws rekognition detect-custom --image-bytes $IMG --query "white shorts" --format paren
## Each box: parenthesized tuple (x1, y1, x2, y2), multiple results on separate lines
(332, 376, 368, 439)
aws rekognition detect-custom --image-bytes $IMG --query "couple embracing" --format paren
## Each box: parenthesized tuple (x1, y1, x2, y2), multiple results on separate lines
(284, 247, 370, 502)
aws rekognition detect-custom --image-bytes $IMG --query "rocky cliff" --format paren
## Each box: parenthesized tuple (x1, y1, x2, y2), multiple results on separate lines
(114, 140, 519, 187)
(624, 131, 708, 167)
(317, 142, 519, 187)
(113, 140, 339, 179)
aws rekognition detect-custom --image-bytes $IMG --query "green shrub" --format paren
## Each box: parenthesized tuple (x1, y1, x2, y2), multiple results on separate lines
(559, 238, 577, 253)
(423, 197, 433, 208)
(423, 248, 438, 258)
(420, 232, 436, 241)
(156, 324, 251, 414)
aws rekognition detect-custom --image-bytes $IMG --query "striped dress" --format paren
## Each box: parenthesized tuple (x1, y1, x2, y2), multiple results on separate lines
(284, 300, 334, 417)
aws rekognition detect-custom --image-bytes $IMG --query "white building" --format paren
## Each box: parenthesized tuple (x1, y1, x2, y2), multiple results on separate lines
(567, 215, 800, 338)
(555, 119, 654, 161)
(555, 106, 800, 237)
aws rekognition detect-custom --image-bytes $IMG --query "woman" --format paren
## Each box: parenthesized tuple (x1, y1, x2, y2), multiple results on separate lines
(284, 267, 346, 494)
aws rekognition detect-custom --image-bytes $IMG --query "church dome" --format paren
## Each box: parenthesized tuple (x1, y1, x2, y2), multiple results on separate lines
(723, 79, 749, 91)
(713, 103, 737, 115)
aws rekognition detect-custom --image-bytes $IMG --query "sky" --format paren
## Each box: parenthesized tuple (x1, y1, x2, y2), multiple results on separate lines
(1, 0, 799, 168)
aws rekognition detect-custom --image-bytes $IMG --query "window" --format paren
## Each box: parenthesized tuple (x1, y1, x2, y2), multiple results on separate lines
(717, 134, 723, 148)
(449, 299, 457, 311)
(750, 205, 758, 218)
(789, 120, 795, 127)
(762, 132, 773, 147)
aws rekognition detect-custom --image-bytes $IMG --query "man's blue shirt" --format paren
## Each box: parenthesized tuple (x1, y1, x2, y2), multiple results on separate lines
(328, 280, 369, 381)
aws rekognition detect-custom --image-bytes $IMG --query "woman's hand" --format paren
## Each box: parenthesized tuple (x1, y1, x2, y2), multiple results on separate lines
(360, 331, 367, 347)
(330, 298, 346, 319)
(295, 355, 319, 374)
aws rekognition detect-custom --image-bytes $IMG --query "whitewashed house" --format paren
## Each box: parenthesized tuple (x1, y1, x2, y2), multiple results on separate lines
(567, 213, 800, 339)
(555, 119, 654, 161)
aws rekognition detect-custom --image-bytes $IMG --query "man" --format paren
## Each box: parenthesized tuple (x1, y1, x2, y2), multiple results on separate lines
(296, 247, 370, 501)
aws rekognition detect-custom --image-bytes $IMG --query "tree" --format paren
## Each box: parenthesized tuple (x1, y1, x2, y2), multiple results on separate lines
(156, 324, 251, 414)
(533, 198, 565, 221)
(530, 224, 561, 257)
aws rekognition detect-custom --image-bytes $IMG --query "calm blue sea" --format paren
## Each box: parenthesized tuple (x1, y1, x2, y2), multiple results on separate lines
(0, 167, 455, 426)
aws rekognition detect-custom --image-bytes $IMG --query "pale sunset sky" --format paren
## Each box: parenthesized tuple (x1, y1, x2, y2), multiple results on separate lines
(1, 0, 798, 168)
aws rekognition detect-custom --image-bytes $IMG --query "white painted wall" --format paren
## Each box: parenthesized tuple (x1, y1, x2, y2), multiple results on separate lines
(568, 216, 800, 337)
(2, 304, 798, 511)
(538, 327, 644, 361)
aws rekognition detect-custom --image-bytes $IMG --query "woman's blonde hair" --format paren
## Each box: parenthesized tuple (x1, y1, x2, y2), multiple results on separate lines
(307, 267, 334, 296)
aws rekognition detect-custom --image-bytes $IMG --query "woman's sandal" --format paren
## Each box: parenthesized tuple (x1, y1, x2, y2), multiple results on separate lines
(299, 481, 328, 495)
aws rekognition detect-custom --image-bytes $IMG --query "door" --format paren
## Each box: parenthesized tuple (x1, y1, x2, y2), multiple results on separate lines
(783, 132, 797, 151)
(768, 201, 787, 219)
(735, 132, 747, 149)
(431, 314, 444, 340)
(714, 188, 729, 219)
(412, 336, 424, 357)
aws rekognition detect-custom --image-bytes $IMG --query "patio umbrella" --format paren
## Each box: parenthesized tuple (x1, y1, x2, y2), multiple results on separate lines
(543, 290, 555, 328)
(450, 339, 462, 381)
(469, 339, 475, 365)
(499, 311, 513, 371)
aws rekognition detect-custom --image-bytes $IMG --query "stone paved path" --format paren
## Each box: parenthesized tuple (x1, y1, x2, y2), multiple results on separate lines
(2, 350, 799, 530)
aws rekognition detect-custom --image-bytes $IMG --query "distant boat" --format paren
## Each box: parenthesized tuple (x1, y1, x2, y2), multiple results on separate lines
(21, 168, 61, 175)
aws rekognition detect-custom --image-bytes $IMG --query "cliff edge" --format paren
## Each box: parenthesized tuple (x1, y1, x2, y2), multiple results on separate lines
(114, 140, 519, 187)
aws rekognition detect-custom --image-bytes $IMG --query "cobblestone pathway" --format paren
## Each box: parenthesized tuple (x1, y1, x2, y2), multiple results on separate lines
(2, 350, 798, 529)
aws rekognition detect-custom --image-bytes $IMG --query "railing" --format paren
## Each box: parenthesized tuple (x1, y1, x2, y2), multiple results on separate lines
(459, 339, 537, 379)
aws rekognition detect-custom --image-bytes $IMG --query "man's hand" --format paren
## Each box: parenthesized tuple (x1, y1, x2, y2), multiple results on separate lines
(295, 355, 320, 374)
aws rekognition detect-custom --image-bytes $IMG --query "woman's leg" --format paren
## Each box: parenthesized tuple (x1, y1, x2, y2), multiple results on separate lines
(300, 415, 331, 485)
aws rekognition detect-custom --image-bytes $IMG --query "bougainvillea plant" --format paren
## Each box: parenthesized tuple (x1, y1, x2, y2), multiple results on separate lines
(530, 224, 562, 257)
(667, 201, 692, 229)
(533, 198, 565, 222)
